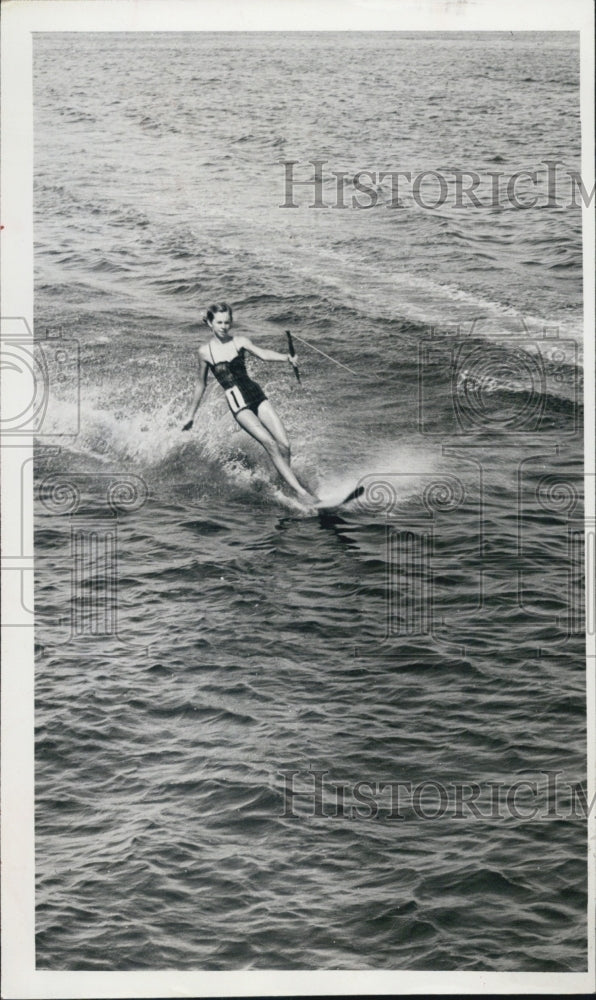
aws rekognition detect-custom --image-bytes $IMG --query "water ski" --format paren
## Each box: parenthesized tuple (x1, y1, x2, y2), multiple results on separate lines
(316, 484, 364, 515)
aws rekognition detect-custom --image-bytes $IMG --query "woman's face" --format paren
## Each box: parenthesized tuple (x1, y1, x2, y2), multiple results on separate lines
(210, 311, 232, 337)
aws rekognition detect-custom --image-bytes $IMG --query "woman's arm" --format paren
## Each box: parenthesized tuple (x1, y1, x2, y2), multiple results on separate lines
(236, 335, 295, 365)
(182, 355, 209, 430)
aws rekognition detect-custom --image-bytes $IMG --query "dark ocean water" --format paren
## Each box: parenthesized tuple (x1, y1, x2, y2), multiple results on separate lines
(33, 32, 587, 971)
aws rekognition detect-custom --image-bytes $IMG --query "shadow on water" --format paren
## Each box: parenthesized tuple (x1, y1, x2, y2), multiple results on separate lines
(276, 509, 363, 550)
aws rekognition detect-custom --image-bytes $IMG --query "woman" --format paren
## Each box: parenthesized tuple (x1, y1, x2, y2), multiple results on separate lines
(182, 303, 318, 503)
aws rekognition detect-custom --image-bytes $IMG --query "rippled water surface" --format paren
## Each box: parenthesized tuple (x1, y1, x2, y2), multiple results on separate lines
(34, 31, 586, 971)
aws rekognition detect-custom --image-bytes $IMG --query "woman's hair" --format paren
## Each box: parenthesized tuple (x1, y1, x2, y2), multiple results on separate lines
(203, 302, 233, 326)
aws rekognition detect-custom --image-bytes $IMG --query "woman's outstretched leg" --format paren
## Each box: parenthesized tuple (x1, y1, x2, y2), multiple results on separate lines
(234, 408, 317, 501)
(256, 400, 291, 464)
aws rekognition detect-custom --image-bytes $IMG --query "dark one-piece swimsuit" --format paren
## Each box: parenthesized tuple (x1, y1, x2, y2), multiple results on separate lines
(207, 338, 267, 416)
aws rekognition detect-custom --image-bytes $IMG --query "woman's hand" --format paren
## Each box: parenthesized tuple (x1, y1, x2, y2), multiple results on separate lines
(288, 353, 299, 368)
(182, 419, 194, 431)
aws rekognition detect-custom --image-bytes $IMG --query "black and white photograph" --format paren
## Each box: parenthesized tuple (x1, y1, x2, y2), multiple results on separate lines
(1, 0, 594, 995)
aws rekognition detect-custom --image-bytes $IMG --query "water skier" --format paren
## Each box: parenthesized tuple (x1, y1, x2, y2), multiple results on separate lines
(182, 303, 318, 503)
